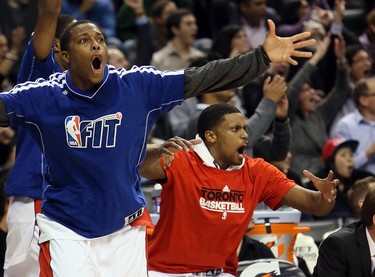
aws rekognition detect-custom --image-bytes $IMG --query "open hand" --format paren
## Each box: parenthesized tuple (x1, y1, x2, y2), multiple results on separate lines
(303, 169, 339, 202)
(263, 20, 316, 65)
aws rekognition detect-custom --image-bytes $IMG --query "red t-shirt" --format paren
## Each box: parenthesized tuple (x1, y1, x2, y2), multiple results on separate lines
(148, 151, 295, 275)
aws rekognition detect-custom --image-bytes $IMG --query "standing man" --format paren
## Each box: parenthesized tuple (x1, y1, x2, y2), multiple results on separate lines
(0, 19, 314, 276)
(3, 1, 75, 276)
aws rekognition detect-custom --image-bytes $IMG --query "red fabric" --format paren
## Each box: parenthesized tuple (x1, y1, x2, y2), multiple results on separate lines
(39, 241, 52, 277)
(148, 151, 295, 275)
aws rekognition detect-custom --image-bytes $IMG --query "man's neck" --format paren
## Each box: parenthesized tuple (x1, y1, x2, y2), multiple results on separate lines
(170, 38, 191, 60)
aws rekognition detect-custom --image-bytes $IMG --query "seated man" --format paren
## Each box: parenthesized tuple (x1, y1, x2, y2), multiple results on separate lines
(313, 186, 375, 277)
(141, 103, 338, 276)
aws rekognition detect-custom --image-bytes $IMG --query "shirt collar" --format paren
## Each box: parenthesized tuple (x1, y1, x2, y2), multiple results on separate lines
(193, 135, 245, 170)
(365, 227, 375, 271)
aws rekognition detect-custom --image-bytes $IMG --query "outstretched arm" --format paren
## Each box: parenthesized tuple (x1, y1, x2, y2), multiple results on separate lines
(33, 0, 62, 61)
(184, 20, 315, 99)
(281, 170, 338, 216)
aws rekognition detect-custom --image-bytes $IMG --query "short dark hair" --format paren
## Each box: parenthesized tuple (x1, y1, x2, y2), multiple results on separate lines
(60, 20, 99, 51)
(56, 14, 75, 40)
(152, 0, 172, 19)
(353, 77, 375, 107)
(166, 9, 193, 39)
(360, 187, 375, 227)
(211, 24, 243, 59)
(347, 176, 375, 217)
(197, 103, 241, 142)
(346, 44, 366, 65)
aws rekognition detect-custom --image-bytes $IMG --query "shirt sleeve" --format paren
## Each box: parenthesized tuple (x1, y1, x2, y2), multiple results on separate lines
(183, 46, 270, 99)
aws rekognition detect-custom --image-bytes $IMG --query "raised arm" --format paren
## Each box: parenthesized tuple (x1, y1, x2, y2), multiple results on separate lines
(184, 20, 315, 99)
(33, 0, 62, 61)
(281, 170, 338, 216)
(247, 75, 287, 147)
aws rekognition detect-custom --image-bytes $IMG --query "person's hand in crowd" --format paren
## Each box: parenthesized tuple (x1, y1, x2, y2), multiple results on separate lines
(262, 20, 315, 66)
(275, 94, 289, 120)
(0, 127, 15, 145)
(334, 34, 346, 63)
(79, 0, 96, 13)
(311, 6, 334, 27)
(333, 0, 346, 24)
(263, 74, 287, 104)
(309, 35, 330, 65)
(124, 0, 145, 17)
(303, 169, 339, 203)
(159, 136, 201, 168)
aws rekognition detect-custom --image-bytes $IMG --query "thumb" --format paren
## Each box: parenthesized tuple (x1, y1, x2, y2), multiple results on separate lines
(267, 19, 276, 36)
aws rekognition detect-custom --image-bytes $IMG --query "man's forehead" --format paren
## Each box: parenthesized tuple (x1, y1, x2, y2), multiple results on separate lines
(71, 23, 102, 36)
(222, 113, 245, 124)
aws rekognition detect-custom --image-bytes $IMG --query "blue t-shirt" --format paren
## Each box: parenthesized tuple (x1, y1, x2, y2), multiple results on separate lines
(5, 38, 63, 199)
(0, 65, 184, 237)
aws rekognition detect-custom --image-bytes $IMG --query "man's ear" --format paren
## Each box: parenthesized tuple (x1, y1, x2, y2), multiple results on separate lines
(205, 130, 216, 144)
(54, 39, 61, 53)
(61, 51, 70, 65)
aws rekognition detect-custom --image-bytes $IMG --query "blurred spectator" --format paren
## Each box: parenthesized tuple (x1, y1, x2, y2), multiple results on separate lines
(123, 0, 178, 65)
(329, 44, 373, 136)
(288, 35, 351, 181)
(0, 167, 10, 277)
(237, 0, 279, 48)
(334, 76, 375, 175)
(0, 0, 38, 84)
(61, 0, 117, 39)
(359, 8, 375, 74)
(151, 8, 205, 70)
(271, 151, 303, 186)
(347, 176, 375, 218)
(115, 0, 193, 42)
(308, 137, 374, 219)
(209, 24, 252, 116)
(210, 24, 252, 59)
(152, 8, 206, 138)
(108, 46, 130, 69)
(0, 127, 16, 170)
(0, 27, 25, 90)
(242, 61, 290, 118)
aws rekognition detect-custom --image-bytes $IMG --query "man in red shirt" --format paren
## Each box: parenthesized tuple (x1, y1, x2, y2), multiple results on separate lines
(141, 103, 339, 277)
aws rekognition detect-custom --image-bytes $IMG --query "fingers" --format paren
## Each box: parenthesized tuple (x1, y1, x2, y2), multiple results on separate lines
(163, 136, 199, 152)
(287, 57, 298, 66)
(302, 169, 315, 180)
(292, 39, 316, 50)
(290, 31, 312, 43)
(291, 50, 313, 58)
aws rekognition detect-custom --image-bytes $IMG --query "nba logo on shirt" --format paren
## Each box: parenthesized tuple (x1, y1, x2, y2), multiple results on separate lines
(65, 113, 122, 148)
(65, 116, 82, 147)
